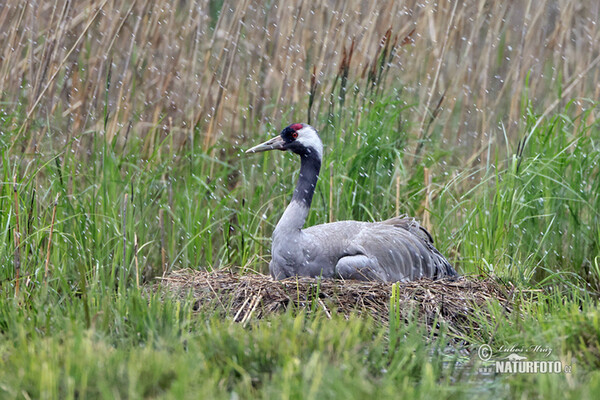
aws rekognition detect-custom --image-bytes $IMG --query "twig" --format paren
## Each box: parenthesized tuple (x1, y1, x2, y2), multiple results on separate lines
(318, 298, 332, 319)
(241, 290, 263, 326)
(233, 295, 251, 322)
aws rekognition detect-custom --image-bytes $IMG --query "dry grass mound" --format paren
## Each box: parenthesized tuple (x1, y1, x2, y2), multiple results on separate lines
(159, 269, 513, 335)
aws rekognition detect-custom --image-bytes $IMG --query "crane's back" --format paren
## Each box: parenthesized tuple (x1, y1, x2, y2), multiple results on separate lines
(270, 216, 457, 282)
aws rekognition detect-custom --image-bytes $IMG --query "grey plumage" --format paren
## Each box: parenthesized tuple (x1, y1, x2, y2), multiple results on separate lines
(246, 123, 458, 282)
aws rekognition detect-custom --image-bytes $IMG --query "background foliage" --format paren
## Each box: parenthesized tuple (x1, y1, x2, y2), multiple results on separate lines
(1, 1, 599, 398)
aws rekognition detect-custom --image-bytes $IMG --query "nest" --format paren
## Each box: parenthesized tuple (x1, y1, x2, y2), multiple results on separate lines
(159, 269, 513, 336)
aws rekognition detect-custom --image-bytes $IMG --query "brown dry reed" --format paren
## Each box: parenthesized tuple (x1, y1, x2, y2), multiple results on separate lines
(1, 0, 599, 162)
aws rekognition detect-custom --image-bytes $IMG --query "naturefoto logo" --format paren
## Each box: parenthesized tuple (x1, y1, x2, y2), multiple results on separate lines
(477, 344, 572, 374)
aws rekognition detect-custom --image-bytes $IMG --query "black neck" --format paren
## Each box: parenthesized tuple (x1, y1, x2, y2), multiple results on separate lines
(291, 152, 321, 208)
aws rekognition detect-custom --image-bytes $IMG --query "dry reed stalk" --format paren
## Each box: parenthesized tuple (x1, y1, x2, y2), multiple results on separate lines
(0, 0, 598, 164)
(232, 294, 252, 322)
(413, 0, 458, 166)
(0, 2, 27, 94)
(508, 0, 533, 124)
(203, 0, 249, 150)
(16, 0, 109, 152)
(240, 289, 263, 327)
(106, 0, 139, 144)
(44, 194, 59, 283)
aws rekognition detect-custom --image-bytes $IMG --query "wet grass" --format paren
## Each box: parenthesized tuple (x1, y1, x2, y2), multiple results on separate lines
(1, 0, 600, 398)
(2, 91, 600, 398)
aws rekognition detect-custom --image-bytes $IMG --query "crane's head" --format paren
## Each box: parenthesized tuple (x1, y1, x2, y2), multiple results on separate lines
(245, 123, 323, 160)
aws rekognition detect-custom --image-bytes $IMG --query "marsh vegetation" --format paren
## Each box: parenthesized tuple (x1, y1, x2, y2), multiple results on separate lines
(1, 1, 599, 398)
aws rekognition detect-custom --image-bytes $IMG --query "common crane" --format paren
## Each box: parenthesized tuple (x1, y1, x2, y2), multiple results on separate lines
(246, 123, 458, 282)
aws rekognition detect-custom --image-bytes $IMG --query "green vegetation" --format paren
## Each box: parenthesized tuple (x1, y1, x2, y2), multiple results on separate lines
(1, 0, 600, 398)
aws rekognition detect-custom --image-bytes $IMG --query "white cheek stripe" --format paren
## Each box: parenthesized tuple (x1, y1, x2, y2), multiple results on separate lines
(297, 126, 323, 160)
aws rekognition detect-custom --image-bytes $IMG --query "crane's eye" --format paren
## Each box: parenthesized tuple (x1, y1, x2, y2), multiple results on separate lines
(292, 132, 298, 139)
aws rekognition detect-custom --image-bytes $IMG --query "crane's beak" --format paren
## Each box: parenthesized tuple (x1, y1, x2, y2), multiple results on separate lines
(245, 135, 286, 154)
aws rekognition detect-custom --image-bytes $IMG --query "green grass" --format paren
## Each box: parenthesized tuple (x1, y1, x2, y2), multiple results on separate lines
(433, 101, 600, 287)
(2, 6, 600, 394)
(1, 286, 600, 398)
(2, 92, 600, 398)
